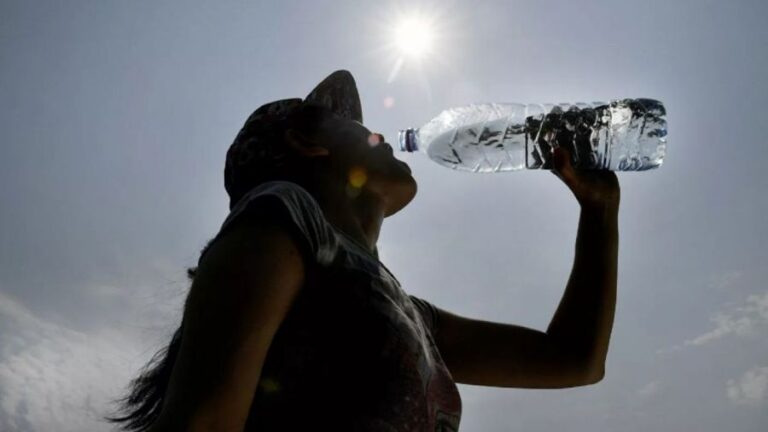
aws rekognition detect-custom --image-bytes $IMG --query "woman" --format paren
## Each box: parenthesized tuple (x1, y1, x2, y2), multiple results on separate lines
(108, 70, 620, 431)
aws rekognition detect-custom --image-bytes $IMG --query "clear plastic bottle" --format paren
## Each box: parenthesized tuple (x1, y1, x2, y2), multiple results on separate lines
(398, 99, 667, 172)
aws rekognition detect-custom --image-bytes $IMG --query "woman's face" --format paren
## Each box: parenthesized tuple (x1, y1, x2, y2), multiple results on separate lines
(313, 111, 417, 217)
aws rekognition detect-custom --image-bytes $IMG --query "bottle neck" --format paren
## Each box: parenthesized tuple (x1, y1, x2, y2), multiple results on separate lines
(398, 128, 419, 152)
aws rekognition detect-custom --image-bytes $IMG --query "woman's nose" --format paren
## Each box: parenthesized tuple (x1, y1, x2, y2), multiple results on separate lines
(368, 133, 385, 146)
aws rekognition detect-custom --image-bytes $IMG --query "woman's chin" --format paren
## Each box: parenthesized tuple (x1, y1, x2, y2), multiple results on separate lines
(384, 174, 417, 217)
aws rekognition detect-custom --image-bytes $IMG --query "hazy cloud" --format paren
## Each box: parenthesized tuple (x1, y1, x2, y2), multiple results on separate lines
(726, 366, 768, 406)
(686, 291, 768, 346)
(660, 291, 768, 354)
(0, 291, 143, 431)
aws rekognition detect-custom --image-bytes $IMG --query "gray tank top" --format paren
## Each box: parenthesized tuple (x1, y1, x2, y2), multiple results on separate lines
(201, 180, 462, 431)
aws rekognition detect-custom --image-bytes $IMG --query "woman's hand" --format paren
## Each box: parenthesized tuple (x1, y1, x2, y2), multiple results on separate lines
(550, 146, 621, 210)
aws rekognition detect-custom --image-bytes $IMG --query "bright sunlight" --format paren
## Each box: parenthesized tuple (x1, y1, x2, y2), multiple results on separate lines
(385, 11, 442, 83)
(393, 15, 435, 58)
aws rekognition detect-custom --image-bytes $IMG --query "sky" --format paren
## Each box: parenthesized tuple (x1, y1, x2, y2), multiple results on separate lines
(1, 0, 767, 430)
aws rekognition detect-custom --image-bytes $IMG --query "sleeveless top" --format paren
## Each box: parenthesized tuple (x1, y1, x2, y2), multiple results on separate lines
(199, 181, 462, 431)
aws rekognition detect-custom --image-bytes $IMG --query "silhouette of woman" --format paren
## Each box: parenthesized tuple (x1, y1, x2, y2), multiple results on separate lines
(108, 70, 620, 431)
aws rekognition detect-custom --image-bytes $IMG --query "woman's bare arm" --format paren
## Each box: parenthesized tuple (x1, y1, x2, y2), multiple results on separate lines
(432, 204, 618, 388)
(431, 146, 620, 388)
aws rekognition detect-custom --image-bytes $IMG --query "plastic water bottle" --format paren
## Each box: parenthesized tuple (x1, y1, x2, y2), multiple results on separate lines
(398, 99, 667, 172)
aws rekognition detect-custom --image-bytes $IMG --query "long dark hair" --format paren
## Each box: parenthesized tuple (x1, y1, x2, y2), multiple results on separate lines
(106, 103, 330, 431)
(104, 239, 213, 431)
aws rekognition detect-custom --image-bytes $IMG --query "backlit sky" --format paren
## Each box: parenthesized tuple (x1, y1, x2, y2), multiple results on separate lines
(1, 0, 767, 430)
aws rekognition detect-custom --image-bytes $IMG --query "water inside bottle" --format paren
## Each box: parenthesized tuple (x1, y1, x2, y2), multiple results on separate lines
(421, 99, 666, 172)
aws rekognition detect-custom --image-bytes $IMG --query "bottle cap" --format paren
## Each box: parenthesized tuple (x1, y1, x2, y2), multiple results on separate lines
(398, 128, 418, 152)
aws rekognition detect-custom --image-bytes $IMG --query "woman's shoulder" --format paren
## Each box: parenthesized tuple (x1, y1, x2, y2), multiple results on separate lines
(231, 181, 326, 224)
(214, 180, 340, 267)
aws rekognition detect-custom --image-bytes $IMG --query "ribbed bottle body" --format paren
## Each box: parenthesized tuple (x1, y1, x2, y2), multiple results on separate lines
(399, 99, 667, 172)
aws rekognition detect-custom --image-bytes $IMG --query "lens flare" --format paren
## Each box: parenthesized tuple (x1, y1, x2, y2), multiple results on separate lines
(348, 166, 368, 188)
(258, 377, 281, 394)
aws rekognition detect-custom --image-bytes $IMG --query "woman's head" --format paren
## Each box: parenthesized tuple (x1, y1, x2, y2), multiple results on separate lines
(284, 103, 417, 216)
(225, 69, 416, 215)
(224, 99, 313, 207)
(227, 101, 417, 217)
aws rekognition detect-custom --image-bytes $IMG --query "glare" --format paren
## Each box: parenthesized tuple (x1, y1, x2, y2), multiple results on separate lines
(393, 16, 435, 58)
(348, 166, 368, 189)
(365, 3, 460, 86)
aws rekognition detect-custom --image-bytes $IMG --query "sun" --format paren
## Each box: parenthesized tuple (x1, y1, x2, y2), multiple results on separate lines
(369, 4, 458, 84)
(393, 15, 435, 59)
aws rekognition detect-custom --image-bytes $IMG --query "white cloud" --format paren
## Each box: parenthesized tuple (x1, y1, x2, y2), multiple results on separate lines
(659, 291, 768, 354)
(685, 291, 768, 346)
(684, 313, 755, 346)
(0, 291, 154, 431)
(726, 366, 768, 406)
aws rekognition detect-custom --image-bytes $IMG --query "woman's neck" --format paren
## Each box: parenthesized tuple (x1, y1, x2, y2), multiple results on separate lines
(301, 174, 385, 254)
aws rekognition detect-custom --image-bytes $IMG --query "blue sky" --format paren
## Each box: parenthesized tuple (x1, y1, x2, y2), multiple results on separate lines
(1, 0, 767, 430)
